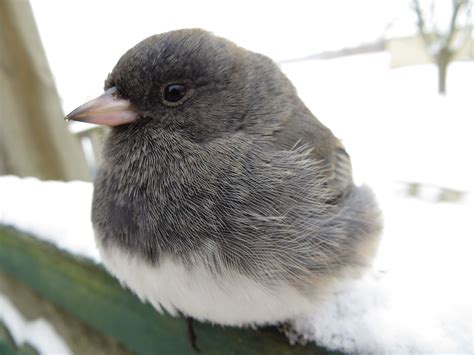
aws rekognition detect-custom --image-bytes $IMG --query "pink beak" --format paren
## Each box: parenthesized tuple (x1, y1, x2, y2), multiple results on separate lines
(65, 87, 138, 127)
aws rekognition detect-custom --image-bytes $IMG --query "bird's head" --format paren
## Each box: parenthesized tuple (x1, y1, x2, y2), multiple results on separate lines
(66, 29, 297, 142)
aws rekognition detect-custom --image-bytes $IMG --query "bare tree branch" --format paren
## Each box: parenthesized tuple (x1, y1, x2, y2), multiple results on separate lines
(445, 0, 465, 49)
(456, 2, 473, 50)
(429, 1, 442, 42)
(413, 0, 433, 46)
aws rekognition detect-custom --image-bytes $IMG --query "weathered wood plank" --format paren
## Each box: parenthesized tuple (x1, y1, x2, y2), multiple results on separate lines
(0, 226, 337, 355)
(0, 270, 133, 355)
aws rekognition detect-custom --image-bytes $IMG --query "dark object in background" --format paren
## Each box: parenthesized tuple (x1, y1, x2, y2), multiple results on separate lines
(67, 29, 382, 327)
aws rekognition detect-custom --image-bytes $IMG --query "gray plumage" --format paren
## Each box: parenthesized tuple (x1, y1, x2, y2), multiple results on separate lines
(70, 29, 382, 324)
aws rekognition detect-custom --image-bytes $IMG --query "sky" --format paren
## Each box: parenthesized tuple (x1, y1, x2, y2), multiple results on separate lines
(30, 0, 415, 112)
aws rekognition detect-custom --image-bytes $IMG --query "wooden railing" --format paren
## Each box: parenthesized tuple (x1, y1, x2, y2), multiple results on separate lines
(0, 225, 337, 355)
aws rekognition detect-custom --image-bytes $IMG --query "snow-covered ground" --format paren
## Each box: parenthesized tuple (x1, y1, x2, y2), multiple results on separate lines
(281, 56, 473, 353)
(290, 193, 472, 353)
(1, 55, 472, 353)
(0, 177, 98, 262)
(282, 53, 474, 193)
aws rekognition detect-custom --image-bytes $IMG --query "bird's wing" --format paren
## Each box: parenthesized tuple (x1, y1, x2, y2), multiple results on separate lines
(328, 140, 353, 195)
(271, 110, 354, 197)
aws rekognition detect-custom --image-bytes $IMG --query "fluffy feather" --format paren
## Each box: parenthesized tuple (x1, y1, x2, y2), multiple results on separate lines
(86, 29, 382, 325)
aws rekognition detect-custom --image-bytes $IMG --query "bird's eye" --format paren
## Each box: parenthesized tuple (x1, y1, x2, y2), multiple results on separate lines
(163, 83, 187, 104)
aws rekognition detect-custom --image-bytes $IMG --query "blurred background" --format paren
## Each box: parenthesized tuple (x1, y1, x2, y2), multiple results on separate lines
(0, 0, 472, 354)
(2, 0, 472, 198)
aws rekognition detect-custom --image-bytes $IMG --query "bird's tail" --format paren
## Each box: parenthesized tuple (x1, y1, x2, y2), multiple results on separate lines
(336, 184, 383, 277)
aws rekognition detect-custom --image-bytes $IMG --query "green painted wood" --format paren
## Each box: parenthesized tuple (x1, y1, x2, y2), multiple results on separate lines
(0, 321, 39, 355)
(0, 225, 338, 355)
(0, 270, 133, 355)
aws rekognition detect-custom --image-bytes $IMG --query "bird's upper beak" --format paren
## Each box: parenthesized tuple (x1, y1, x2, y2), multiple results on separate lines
(65, 87, 138, 127)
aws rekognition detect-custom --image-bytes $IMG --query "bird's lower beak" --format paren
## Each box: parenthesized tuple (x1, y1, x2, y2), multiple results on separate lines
(65, 87, 138, 127)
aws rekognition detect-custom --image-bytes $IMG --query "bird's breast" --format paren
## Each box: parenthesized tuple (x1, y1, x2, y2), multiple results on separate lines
(96, 236, 318, 326)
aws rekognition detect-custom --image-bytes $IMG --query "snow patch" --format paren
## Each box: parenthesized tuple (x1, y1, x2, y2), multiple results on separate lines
(290, 193, 473, 354)
(0, 176, 99, 262)
(0, 293, 71, 355)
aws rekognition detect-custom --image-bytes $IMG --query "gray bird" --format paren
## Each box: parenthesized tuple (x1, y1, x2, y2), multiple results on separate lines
(66, 29, 382, 327)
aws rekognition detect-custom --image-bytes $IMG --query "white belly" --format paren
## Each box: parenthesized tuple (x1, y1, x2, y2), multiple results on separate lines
(97, 242, 318, 326)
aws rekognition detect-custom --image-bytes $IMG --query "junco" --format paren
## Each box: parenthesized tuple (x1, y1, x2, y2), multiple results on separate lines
(66, 29, 381, 327)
